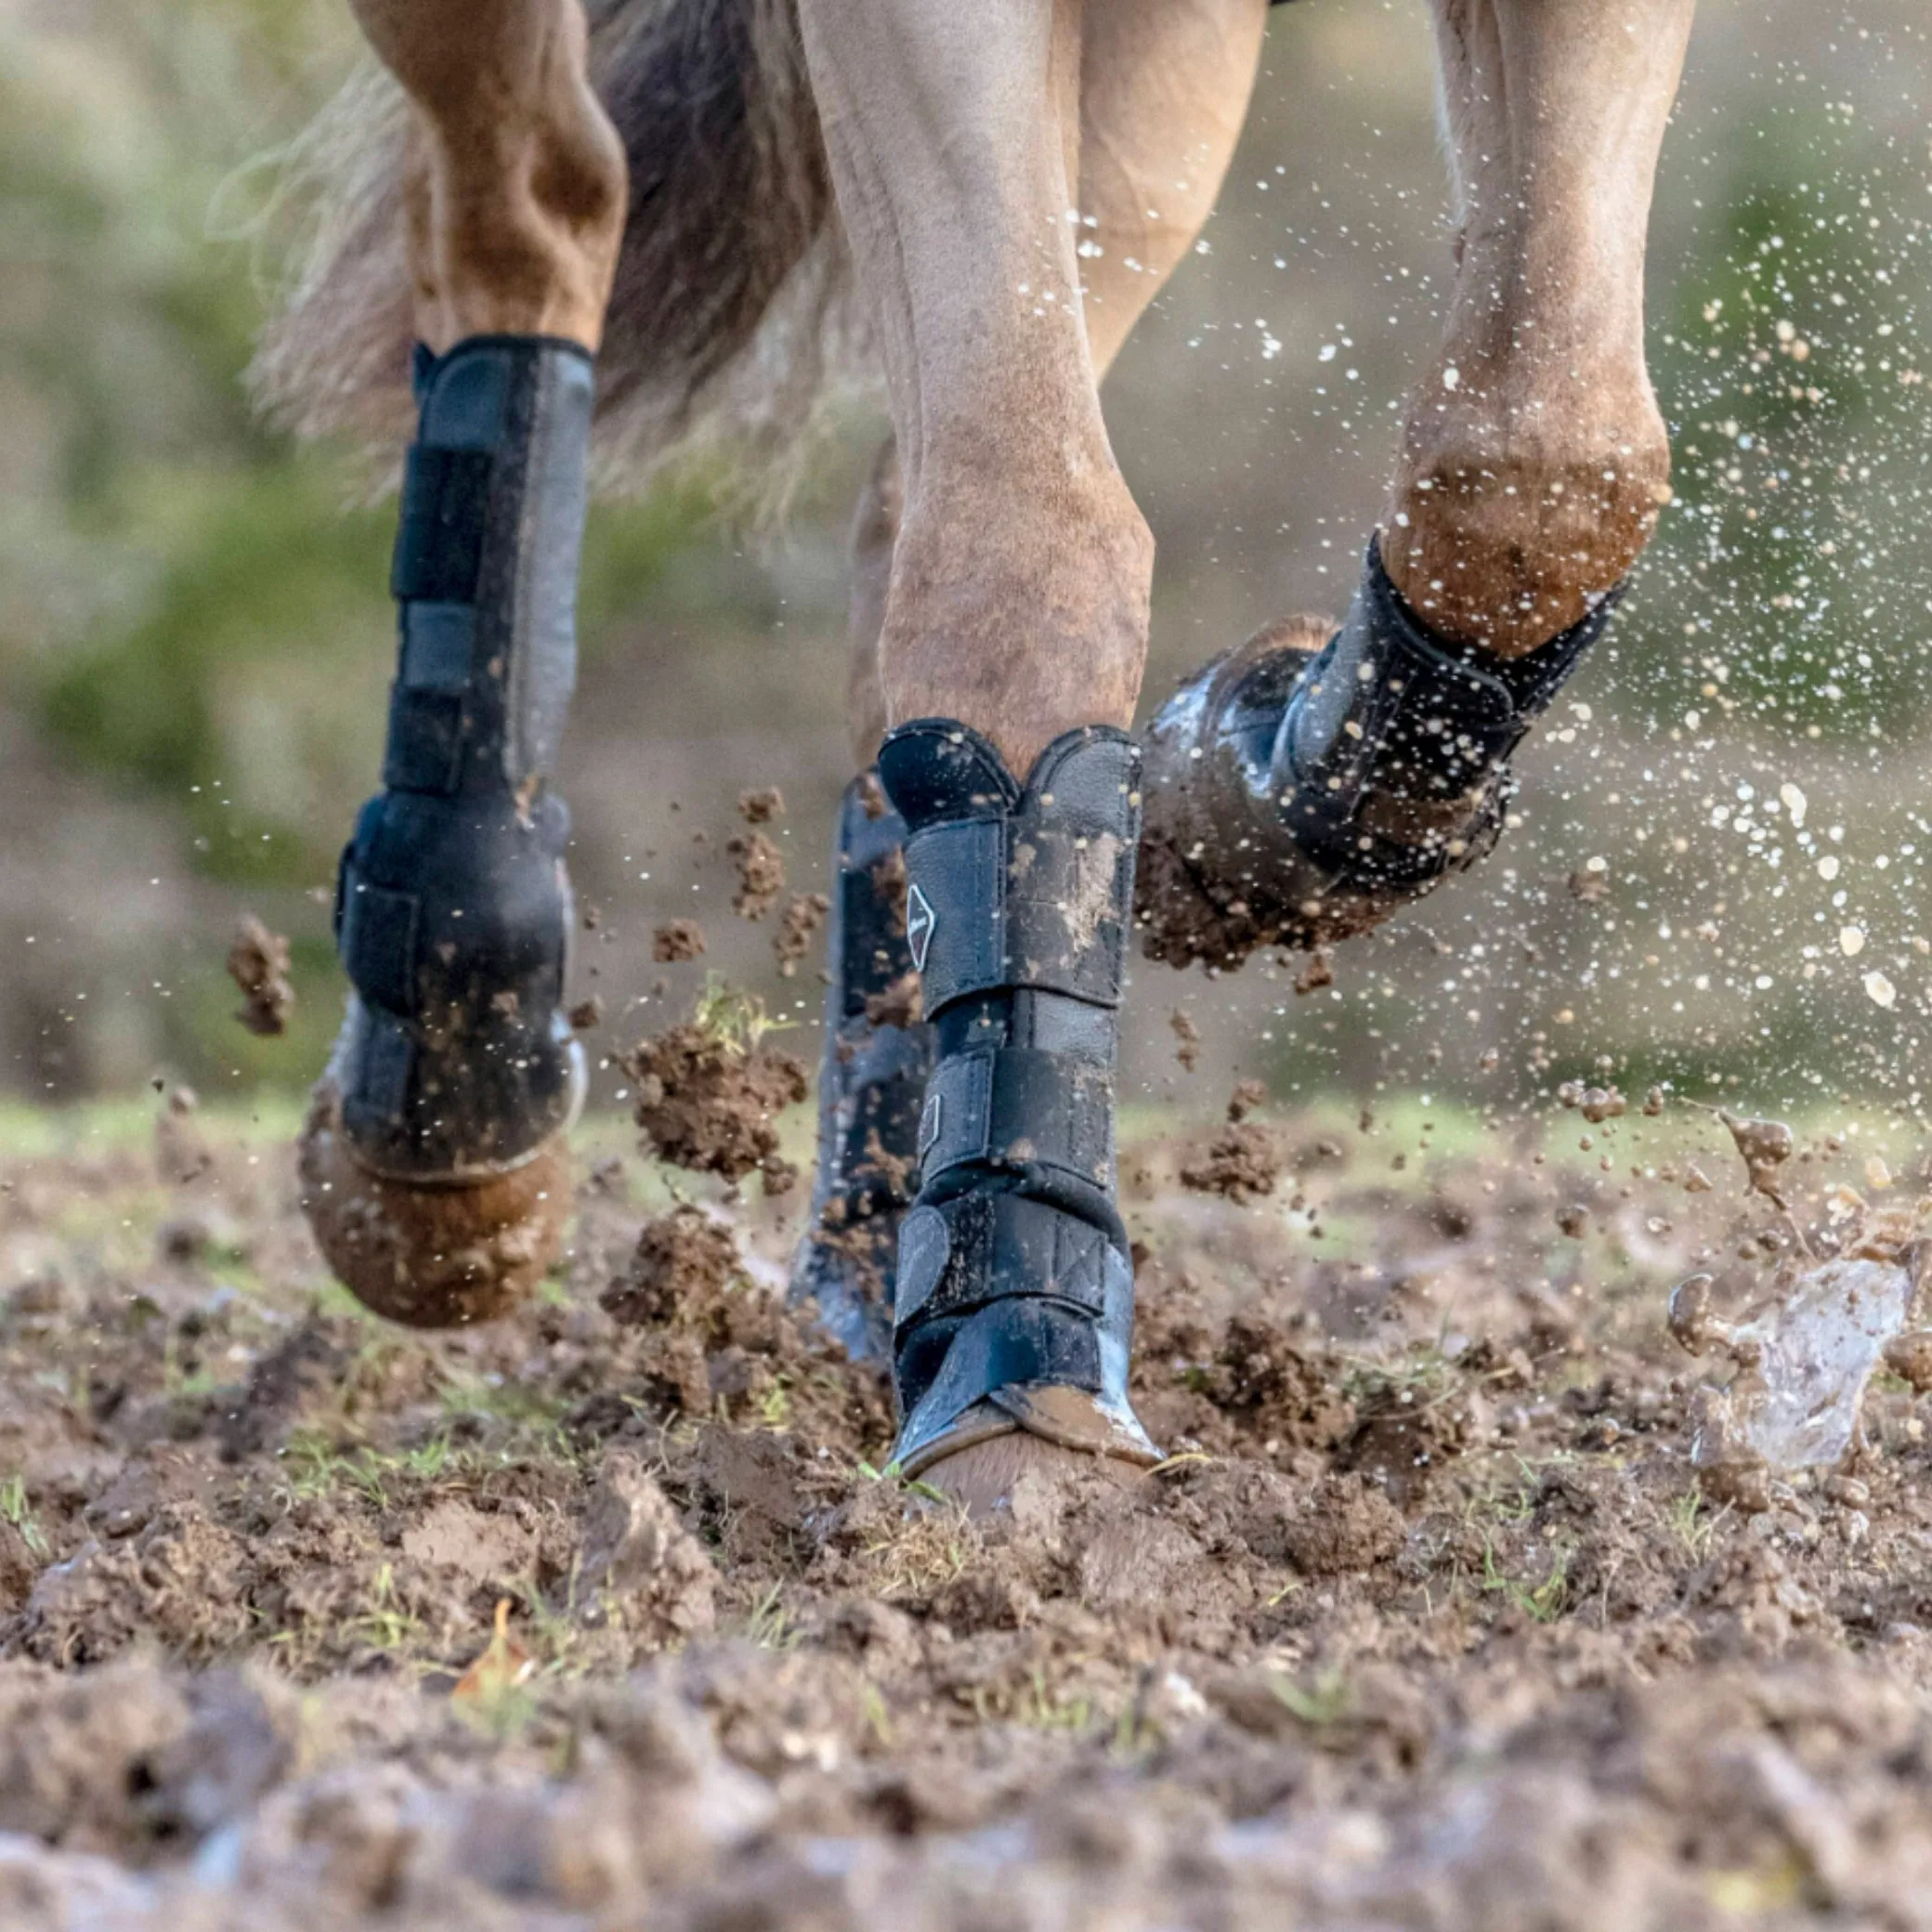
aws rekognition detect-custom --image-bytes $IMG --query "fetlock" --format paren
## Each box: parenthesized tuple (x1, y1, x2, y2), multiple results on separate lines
(790, 775, 933, 1362)
(1137, 536, 1623, 970)
(877, 720, 1160, 1478)
(325, 334, 594, 1185)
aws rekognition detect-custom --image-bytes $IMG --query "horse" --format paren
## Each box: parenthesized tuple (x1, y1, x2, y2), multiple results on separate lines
(256, 0, 1691, 1511)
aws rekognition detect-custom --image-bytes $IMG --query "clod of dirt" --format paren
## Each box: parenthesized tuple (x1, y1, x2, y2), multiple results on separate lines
(737, 787, 784, 825)
(864, 972, 922, 1029)
(1557, 1081, 1625, 1122)
(774, 893, 829, 978)
(226, 916, 294, 1038)
(623, 1023, 807, 1189)
(216, 1320, 351, 1460)
(1720, 1109, 1796, 1208)
(1555, 1205, 1589, 1239)
(1226, 1078, 1267, 1124)
(1280, 1473, 1406, 1576)
(653, 920, 707, 963)
(1667, 1273, 1723, 1355)
(1291, 948, 1334, 997)
(1882, 1328, 1932, 1391)
(14, 1501, 254, 1664)
(568, 996, 603, 1031)
(1179, 1106, 1283, 1204)
(1207, 1309, 1357, 1450)
(1567, 866, 1611, 904)
(1169, 1010, 1201, 1073)
(575, 1450, 718, 1646)
(602, 1207, 744, 1329)
(155, 1087, 212, 1185)
(726, 832, 785, 919)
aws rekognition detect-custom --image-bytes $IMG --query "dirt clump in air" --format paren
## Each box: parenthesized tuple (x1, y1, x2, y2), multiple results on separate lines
(774, 892, 830, 976)
(738, 787, 785, 825)
(1178, 1081, 1284, 1203)
(1169, 1009, 1201, 1071)
(225, 916, 294, 1038)
(622, 1016, 808, 1192)
(726, 831, 786, 918)
(653, 919, 708, 962)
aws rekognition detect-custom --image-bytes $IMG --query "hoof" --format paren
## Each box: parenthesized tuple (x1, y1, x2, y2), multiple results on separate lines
(1137, 613, 1335, 971)
(298, 1082, 570, 1326)
(918, 1429, 1150, 1518)
(906, 1387, 1161, 1517)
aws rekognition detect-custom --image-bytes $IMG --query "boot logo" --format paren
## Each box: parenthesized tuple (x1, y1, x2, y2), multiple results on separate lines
(907, 883, 936, 973)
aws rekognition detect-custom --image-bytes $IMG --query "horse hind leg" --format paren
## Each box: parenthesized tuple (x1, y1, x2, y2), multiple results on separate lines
(1138, 0, 1692, 972)
(301, 0, 627, 1325)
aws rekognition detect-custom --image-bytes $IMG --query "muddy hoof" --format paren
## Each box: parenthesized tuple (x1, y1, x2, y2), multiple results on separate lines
(1136, 613, 1335, 972)
(919, 1429, 1149, 1518)
(298, 1083, 570, 1326)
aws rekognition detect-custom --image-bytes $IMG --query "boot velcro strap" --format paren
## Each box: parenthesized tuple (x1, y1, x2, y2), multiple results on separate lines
(917, 1047, 1114, 1194)
(343, 1006, 416, 1130)
(905, 817, 1130, 1014)
(390, 444, 494, 606)
(894, 1191, 1118, 1331)
(337, 864, 422, 1018)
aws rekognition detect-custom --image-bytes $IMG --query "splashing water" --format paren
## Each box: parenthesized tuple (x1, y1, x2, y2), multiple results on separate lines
(1680, 1209, 1925, 1482)
(1723, 1256, 1915, 1469)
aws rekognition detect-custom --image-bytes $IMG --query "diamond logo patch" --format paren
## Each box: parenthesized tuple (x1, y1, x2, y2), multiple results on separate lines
(907, 882, 936, 973)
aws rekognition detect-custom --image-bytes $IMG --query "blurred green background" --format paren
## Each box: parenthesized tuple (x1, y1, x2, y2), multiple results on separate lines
(4, 0, 1932, 1126)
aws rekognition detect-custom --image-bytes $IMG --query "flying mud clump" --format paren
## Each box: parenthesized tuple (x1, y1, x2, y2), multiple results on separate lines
(1179, 1080, 1285, 1205)
(621, 982, 808, 1194)
(225, 917, 294, 1038)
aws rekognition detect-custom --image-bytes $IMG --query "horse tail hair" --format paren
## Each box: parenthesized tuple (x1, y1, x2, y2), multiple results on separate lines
(250, 0, 860, 510)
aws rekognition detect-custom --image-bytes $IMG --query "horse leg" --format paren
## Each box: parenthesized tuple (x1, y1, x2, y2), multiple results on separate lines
(300, 0, 627, 1325)
(1139, 0, 1691, 968)
(793, 0, 1269, 1366)
(799, 0, 1273, 1506)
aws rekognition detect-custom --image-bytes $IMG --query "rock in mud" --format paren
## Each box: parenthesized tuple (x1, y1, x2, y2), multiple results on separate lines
(575, 1451, 718, 1645)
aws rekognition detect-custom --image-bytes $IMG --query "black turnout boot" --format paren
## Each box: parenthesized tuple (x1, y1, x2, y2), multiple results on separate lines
(789, 776, 933, 1363)
(305, 335, 594, 1325)
(875, 720, 1161, 1479)
(1138, 535, 1624, 969)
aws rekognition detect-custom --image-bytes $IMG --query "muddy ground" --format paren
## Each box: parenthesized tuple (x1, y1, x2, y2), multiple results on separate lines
(1, 1090, 1931, 1929)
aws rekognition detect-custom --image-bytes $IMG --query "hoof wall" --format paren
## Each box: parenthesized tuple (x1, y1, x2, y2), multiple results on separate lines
(298, 1084, 570, 1327)
(916, 1429, 1149, 1519)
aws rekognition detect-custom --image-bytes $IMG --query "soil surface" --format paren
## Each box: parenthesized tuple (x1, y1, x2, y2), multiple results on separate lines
(1, 1099, 1930, 1928)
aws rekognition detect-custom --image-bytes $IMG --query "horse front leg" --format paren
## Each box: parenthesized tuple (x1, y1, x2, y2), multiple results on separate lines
(300, 0, 627, 1325)
(792, 0, 1270, 1365)
(1139, 0, 1693, 969)
(796, 0, 1187, 1507)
